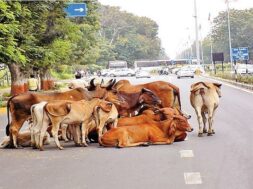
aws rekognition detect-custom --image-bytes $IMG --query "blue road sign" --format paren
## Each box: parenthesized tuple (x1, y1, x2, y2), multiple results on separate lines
(65, 3, 87, 17)
(232, 47, 249, 61)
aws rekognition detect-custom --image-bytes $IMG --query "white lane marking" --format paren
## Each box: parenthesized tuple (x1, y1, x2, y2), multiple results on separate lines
(184, 172, 202, 184)
(180, 150, 194, 158)
(204, 77, 253, 95)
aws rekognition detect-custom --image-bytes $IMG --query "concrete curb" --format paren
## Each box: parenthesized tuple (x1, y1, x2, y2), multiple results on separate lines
(202, 75, 253, 91)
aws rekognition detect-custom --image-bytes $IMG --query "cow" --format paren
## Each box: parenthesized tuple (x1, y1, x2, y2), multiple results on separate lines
(5, 79, 111, 148)
(190, 82, 222, 137)
(72, 78, 162, 117)
(0, 130, 50, 148)
(110, 79, 182, 110)
(68, 80, 89, 89)
(100, 110, 193, 148)
(105, 88, 162, 117)
(93, 103, 118, 143)
(117, 107, 192, 142)
(39, 98, 113, 150)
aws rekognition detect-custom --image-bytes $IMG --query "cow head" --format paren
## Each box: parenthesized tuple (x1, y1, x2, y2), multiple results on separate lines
(173, 115, 193, 132)
(138, 88, 162, 106)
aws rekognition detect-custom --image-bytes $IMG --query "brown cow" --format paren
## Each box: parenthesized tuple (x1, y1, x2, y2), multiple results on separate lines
(6, 83, 108, 148)
(117, 107, 192, 142)
(111, 79, 182, 110)
(100, 111, 193, 148)
(105, 88, 161, 117)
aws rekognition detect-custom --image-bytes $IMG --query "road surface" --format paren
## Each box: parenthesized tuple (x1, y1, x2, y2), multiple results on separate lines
(0, 75, 252, 189)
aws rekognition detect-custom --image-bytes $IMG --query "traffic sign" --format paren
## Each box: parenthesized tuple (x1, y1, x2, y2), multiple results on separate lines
(232, 47, 249, 61)
(64, 3, 87, 17)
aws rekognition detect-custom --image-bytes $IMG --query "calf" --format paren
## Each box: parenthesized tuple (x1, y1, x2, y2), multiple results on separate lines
(0, 130, 50, 148)
(39, 98, 113, 150)
(93, 103, 118, 143)
(190, 82, 222, 136)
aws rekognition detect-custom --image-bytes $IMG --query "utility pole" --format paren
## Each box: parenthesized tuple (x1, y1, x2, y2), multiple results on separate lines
(194, 0, 200, 65)
(226, 0, 233, 70)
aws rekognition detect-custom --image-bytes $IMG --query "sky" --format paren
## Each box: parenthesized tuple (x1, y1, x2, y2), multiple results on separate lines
(98, 0, 253, 59)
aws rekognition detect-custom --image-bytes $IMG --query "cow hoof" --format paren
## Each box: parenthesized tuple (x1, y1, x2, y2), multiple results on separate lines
(39, 147, 44, 151)
(16, 145, 24, 149)
(212, 130, 215, 134)
(75, 143, 82, 147)
(198, 133, 203, 137)
(64, 140, 69, 143)
(140, 143, 150, 147)
(203, 129, 207, 133)
(59, 146, 64, 150)
(207, 133, 213, 136)
(81, 143, 88, 147)
(116, 145, 123, 149)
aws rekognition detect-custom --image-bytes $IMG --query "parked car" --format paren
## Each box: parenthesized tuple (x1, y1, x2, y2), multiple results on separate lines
(177, 67, 194, 79)
(236, 64, 253, 74)
(108, 68, 135, 77)
(136, 70, 151, 78)
(100, 69, 112, 77)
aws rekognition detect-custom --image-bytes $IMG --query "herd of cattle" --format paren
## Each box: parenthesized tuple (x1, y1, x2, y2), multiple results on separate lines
(0, 78, 222, 150)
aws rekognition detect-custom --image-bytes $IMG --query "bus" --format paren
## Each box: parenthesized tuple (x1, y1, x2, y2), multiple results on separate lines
(107, 60, 128, 69)
(134, 60, 170, 71)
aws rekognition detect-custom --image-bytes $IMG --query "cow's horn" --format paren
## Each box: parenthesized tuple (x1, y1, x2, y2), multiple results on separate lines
(106, 79, 116, 90)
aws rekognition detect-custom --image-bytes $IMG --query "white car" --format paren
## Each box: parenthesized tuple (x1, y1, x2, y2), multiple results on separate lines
(108, 68, 135, 77)
(136, 70, 151, 78)
(177, 68, 194, 79)
(236, 64, 253, 74)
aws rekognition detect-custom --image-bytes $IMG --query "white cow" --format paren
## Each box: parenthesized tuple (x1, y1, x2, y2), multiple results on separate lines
(190, 82, 222, 137)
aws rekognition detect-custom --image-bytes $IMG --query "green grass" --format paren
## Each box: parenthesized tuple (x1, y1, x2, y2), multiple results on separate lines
(209, 71, 253, 85)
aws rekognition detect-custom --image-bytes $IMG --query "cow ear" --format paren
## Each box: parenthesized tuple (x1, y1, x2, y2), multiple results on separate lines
(168, 122, 176, 136)
(213, 83, 222, 88)
(141, 88, 153, 94)
(99, 102, 112, 112)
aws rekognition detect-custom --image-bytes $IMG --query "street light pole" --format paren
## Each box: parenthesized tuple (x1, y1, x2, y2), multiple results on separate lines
(226, 0, 233, 69)
(194, 0, 201, 65)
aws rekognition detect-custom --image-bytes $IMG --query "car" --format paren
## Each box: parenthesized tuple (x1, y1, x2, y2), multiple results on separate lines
(100, 69, 112, 77)
(136, 70, 151, 78)
(177, 68, 194, 79)
(108, 68, 135, 77)
(235, 64, 253, 74)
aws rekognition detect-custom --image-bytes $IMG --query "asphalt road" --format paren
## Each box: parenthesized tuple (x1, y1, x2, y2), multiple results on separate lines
(0, 75, 253, 189)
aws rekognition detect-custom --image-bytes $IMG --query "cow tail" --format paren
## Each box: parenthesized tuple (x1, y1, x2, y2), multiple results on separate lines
(5, 95, 17, 136)
(173, 89, 182, 111)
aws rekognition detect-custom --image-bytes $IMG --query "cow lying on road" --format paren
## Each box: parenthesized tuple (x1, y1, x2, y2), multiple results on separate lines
(100, 108, 193, 148)
(190, 82, 222, 137)
(0, 130, 50, 148)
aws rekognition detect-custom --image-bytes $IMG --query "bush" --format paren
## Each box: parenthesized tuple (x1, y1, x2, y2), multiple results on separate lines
(210, 72, 253, 85)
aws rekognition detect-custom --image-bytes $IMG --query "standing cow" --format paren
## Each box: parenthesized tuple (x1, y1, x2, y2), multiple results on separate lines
(190, 82, 222, 136)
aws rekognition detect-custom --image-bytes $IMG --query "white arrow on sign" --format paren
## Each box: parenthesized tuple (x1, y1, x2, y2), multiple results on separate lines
(74, 8, 84, 12)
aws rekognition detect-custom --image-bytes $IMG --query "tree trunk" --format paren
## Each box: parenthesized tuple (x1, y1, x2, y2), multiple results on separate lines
(40, 69, 54, 91)
(8, 64, 27, 95)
